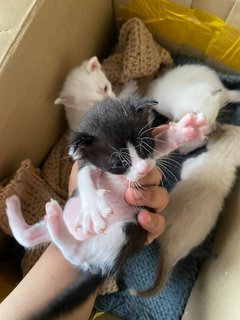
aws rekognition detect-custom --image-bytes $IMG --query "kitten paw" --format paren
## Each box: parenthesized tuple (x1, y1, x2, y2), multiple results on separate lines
(45, 199, 62, 215)
(80, 190, 113, 236)
(6, 195, 21, 215)
(45, 199, 63, 236)
(80, 207, 106, 236)
(175, 113, 207, 143)
(96, 189, 113, 218)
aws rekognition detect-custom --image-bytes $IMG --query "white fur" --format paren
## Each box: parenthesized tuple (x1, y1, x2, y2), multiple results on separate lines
(55, 56, 115, 131)
(76, 165, 113, 236)
(145, 64, 240, 153)
(44, 199, 127, 271)
(55, 58, 139, 132)
(6, 194, 130, 273)
(126, 143, 155, 181)
(158, 125, 240, 285)
(118, 80, 138, 99)
(5, 195, 49, 247)
(146, 64, 240, 127)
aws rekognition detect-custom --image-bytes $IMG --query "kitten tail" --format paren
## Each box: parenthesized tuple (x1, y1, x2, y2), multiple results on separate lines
(129, 249, 170, 298)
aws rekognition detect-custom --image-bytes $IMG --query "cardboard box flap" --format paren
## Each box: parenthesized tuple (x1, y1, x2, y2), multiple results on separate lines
(0, 0, 114, 181)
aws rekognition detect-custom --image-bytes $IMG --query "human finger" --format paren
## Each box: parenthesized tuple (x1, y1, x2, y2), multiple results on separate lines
(138, 166, 162, 186)
(68, 161, 78, 196)
(138, 210, 166, 244)
(124, 186, 169, 213)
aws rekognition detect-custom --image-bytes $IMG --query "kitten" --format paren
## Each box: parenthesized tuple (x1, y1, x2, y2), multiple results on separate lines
(136, 124, 240, 297)
(145, 64, 240, 153)
(6, 96, 207, 319)
(54, 56, 115, 131)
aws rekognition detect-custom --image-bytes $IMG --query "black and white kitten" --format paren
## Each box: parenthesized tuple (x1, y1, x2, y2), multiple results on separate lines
(6, 96, 207, 319)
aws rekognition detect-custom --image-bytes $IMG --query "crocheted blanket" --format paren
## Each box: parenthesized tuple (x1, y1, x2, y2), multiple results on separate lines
(94, 56, 240, 320)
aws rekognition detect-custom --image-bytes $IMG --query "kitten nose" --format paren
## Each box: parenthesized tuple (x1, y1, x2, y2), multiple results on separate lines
(136, 162, 150, 176)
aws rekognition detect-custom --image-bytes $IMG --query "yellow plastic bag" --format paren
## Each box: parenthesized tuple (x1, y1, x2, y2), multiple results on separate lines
(115, 0, 240, 71)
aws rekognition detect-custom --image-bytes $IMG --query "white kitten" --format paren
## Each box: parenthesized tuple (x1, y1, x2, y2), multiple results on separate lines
(145, 64, 240, 153)
(55, 56, 115, 131)
(142, 124, 240, 296)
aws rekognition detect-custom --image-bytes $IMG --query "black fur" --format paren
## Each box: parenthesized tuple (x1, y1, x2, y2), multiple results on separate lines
(70, 96, 160, 174)
(115, 222, 148, 273)
(29, 272, 105, 320)
(30, 96, 161, 319)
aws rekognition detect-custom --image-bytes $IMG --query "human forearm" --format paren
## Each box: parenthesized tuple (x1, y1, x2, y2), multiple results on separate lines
(0, 244, 96, 320)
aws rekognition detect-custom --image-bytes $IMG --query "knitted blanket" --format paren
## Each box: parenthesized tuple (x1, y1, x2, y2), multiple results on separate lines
(94, 57, 240, 320)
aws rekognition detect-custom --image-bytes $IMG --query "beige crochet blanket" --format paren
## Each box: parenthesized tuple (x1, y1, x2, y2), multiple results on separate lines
(0, 18, 172, 295)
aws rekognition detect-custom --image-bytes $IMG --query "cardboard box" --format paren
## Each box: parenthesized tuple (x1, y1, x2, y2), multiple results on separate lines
(0, 0, 114, 181)
(0, 1, 239, 319)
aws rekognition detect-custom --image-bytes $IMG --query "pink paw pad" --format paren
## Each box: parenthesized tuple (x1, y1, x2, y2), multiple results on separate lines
(45, 199, 62, 215)
(180, 113, 198, 128)
(45, 200, 63, 234)
(178, 113, 207, 142)
(6, 195, 21, 212)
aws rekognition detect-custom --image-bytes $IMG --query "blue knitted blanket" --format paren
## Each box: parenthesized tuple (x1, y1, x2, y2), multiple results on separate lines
(94, 56, 240, 320)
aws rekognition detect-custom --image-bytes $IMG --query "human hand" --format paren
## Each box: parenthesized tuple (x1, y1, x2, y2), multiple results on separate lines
(124, 167, 168, 244)
(68, 161, 78, 197)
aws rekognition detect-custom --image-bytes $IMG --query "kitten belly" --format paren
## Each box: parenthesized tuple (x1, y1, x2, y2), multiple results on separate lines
(69, 221, 128, 270)
(63, 172, 137, 240)
(97, 172, 138, 224)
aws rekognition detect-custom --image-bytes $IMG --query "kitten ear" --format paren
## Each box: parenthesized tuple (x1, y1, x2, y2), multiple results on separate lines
(54, 95, 75, 108)
(136, 98, 159, 111)
(86, 56, 101, 73)
(69, 132, 95, 159)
